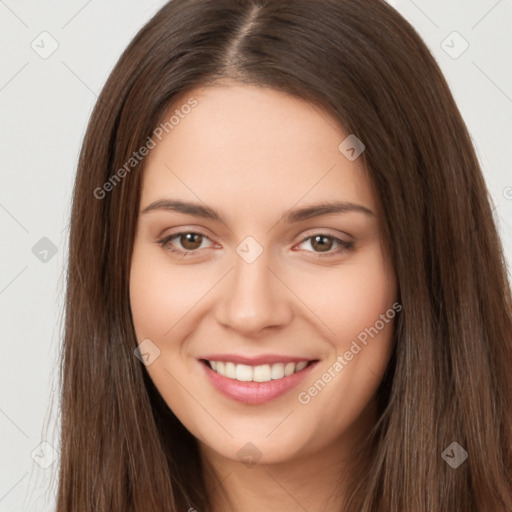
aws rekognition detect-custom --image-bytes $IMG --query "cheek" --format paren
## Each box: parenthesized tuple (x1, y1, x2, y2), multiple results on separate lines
(292, 245, 397, 347)
(291, 245, 397, 405)
(129, 252, 170, 341)
(129, 244, 209, 341)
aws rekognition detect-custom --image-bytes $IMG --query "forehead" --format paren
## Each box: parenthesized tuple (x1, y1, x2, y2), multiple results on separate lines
(141, 83, 377, 220)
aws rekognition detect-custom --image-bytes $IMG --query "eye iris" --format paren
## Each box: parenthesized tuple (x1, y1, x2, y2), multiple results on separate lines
(311, 235, 332, 252)
(181, 233, 202, 250)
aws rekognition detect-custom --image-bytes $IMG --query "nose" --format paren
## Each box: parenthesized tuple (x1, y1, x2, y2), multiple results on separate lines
(214, 248, 294, 336)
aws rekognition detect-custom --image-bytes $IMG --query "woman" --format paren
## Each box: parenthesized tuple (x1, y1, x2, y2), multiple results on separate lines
(57, 0, 512, 510)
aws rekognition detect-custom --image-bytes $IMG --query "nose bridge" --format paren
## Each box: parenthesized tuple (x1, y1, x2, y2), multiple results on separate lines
(214, 237, 292, 334)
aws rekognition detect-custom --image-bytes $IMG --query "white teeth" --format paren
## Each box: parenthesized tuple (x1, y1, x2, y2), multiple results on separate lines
(225, 362, 236, 379)
(271, 363, 285, 379)
(253, 364, 271, 382)
(208, 360, 311, 382)
(295, 361, 308, 371)
(235, 364, 253, 381)
(284, 362, 295, 376)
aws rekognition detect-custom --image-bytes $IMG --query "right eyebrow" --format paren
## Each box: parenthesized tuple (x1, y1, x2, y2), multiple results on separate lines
(141, 199, 224, 221)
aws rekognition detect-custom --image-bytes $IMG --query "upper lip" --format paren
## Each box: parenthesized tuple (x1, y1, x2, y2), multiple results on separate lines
(199, 354, 317, 366)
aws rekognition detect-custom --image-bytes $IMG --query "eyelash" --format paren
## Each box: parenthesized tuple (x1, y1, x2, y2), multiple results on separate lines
(157, 231, 354, 258)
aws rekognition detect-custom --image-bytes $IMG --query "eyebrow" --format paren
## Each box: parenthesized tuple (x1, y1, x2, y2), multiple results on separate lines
(141, 199, 374, 223)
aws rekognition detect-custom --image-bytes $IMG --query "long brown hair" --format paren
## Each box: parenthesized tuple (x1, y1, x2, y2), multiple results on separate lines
(57, 0, 512, 510)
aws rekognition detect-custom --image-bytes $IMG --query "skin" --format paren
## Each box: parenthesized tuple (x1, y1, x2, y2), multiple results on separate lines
(129, 81, 398, 512)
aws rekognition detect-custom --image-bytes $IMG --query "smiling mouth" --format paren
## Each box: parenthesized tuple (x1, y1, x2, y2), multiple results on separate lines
(200, 359, 318, 383)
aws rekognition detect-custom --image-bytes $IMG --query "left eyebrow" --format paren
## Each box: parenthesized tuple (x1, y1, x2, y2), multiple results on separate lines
(140, 199, 374, 223)
(282, 200, 374, 223)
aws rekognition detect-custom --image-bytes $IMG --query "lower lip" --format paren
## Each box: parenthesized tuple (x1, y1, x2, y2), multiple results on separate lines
(199, 360, 319, 405)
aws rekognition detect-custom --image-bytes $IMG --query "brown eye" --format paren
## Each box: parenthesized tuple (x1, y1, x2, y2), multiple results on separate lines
(179, 233, 204, 250)
(297, 233, 354, 257)
(310, 234, 335, 252)
(158, 231, 212, 256)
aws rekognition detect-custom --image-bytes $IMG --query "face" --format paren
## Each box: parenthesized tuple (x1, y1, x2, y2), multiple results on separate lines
(129, 82, 398, 466)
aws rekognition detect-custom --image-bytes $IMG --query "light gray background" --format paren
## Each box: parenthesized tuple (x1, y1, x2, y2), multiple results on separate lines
(1, 1, 511, 510)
